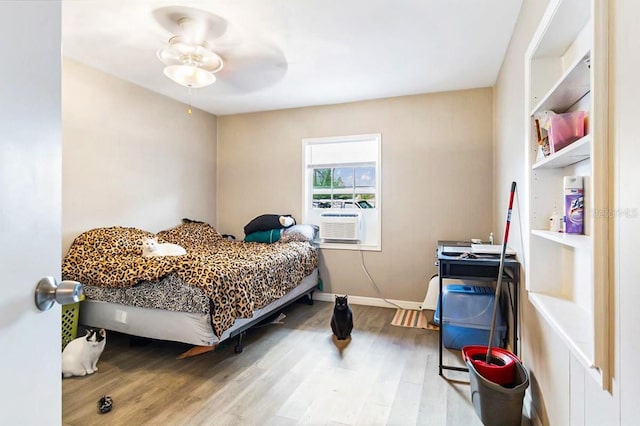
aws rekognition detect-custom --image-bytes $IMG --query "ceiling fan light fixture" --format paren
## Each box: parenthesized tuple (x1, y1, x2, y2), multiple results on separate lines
(157, 35, 223, 88)
(163, 64, 216, 88)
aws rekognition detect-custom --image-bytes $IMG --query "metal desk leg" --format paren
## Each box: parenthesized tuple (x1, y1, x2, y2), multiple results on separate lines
(438, 272, 443, 376)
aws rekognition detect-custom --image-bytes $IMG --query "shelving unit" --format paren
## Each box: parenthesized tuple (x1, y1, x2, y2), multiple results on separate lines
(524, 0, 610, 390)
(530, 230, 590, 249)
(530, 51, 590, 115)
(531, 134, 590, 170)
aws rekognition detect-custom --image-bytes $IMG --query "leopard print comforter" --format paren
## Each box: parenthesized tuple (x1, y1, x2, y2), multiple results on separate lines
(62, 222, 318, 337)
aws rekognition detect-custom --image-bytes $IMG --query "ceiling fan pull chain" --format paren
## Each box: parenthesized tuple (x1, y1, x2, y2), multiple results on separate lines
(187, 86, 193, 115)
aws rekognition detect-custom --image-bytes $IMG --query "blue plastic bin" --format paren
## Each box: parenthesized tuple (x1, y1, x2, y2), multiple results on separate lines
(434, 285, 506, 350)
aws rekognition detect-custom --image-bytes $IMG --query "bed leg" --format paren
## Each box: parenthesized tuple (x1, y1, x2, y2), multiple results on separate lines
(234, 331, 246, 353)
(307, 290, 315, 305)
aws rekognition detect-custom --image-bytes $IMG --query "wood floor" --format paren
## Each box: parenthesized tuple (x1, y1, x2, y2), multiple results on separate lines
(62, 301, 499, 425)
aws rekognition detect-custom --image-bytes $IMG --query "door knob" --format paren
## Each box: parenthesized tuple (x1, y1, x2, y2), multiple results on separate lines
(34, 277, 83, 311)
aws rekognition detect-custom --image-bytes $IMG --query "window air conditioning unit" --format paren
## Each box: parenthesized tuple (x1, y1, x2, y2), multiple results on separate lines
(319, 212, 361, 241)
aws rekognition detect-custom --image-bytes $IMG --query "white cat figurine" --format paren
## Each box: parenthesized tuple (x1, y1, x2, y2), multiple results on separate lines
(62, 328, 106, 378)
(141, 237, 187, 257)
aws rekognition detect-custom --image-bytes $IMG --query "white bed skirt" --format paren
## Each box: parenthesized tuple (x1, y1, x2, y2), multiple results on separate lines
(80, 269, 318, 346)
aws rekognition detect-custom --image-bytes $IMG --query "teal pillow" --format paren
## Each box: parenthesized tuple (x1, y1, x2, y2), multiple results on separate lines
(244, 229, 281, 243)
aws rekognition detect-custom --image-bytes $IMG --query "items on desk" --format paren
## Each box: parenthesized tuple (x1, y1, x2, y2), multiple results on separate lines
(441, 243, 472, 256)
(457, 252, 502, 260)
(457, 252, 477, 259)
(441, 244, 517, 258)
(470, 244, 516, 256)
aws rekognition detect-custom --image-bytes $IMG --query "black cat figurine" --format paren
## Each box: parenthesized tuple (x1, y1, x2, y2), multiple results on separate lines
(331, 295, 353, 340)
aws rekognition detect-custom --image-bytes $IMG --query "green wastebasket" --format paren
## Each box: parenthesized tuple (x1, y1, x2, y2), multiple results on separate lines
(61, 300, 81, 350)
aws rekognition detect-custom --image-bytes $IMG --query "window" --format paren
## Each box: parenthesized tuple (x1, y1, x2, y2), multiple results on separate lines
(302, 134, 381, 250)
(312, 166, 376, 208)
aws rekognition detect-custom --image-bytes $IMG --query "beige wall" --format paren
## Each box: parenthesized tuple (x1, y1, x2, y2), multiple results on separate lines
(218, 89, 494, 302)
(62, 59, 218, 254)
(494, 1, 640, 424)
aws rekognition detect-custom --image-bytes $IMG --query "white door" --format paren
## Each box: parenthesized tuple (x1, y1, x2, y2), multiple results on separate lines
(0, 1, 62, 424)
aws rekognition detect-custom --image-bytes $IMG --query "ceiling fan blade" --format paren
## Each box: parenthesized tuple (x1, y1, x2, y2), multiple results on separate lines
(214, 43, 288, 93)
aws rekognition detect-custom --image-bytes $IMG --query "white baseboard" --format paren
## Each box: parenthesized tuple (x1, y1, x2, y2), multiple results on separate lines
(313, 292, 422, 310)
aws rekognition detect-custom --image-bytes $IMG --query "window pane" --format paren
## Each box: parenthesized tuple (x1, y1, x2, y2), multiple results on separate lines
(355, 194, 375, 208)
(312, 193, 331, 209)
(313, 168, 332, 189)
(333, 194, 353, 201)
(332, 167, 354, 188)
(355, 167, 375, 188)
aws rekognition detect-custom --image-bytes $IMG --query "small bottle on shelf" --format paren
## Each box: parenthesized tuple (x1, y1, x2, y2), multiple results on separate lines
(489, 232, 494, 245)
(549, 212, 563, 232)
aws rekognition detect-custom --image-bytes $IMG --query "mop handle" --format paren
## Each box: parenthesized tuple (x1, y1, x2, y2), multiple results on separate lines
(486, 181, 516, 363)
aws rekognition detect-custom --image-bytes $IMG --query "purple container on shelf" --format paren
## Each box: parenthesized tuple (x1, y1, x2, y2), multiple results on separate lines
(564, 176, 584, 234)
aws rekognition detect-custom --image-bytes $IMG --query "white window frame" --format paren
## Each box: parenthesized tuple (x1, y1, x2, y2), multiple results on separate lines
(302, 133, 382, 251)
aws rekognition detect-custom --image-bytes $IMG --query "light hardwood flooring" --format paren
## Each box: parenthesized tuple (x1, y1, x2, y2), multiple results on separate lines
(62, 301, 517, 425)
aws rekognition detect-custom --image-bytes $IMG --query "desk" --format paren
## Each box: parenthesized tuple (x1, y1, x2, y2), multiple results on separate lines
(436, 240, 520, 377)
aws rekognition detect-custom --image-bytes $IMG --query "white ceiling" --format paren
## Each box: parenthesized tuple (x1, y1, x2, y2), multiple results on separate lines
(62, 0, 522, 116)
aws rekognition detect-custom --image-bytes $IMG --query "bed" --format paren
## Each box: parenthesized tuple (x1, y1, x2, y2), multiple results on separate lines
(62, 221, 318, 354)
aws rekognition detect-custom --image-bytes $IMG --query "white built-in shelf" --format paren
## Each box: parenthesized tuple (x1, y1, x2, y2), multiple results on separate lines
(531, 229, 590, 248)
(532, 134, 591, 170)
(525, 0, 609, 391)
(528, 292, 593, 365)
(531, 51, 591, 116)
(528, 292, 602, 385)
(533, 0, 591, 58)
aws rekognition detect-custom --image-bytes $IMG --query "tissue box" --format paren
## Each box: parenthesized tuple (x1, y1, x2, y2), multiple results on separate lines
(548, 111, 585, 154)
(434, 285, 506, 350)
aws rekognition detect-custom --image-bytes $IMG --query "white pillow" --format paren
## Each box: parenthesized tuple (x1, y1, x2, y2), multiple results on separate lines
(282, 224, 318, 242)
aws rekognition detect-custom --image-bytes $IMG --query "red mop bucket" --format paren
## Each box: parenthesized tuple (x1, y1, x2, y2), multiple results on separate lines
(462, 345, 517, 386)
(465, 349, 529, 426)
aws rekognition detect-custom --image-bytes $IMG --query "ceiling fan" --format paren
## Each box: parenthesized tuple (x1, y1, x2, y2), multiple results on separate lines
(153, 6, 288, 96)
